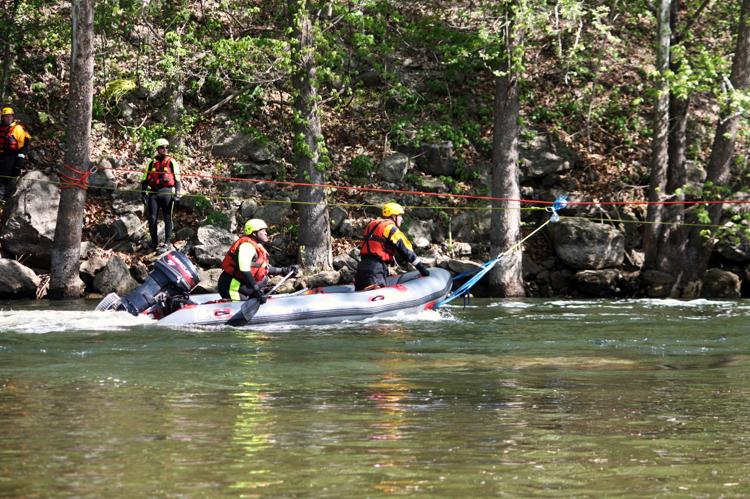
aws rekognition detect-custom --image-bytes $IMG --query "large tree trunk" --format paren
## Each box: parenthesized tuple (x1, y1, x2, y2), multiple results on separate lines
(650, 0, 692, 289)
(0, 0, 20, 104)
(49, 0, 94, 298)
(643, 0, 672, 270)
(488, 13, 524, 297)
(290, 1, 332, 271)
(681, 0, 750, 287)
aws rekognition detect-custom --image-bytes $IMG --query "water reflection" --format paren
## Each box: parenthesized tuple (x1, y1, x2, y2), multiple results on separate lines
(230, 332, 275, 491)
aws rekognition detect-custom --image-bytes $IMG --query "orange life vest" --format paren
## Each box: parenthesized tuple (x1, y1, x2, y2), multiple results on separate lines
(146, 156, 176, 189)
(360, 219, 397, 263)
(0, 122, 23, 154)
(221, 236, 270, 282)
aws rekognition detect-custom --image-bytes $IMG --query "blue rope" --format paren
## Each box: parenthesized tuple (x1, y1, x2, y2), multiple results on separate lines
(435, 257, 499, 308)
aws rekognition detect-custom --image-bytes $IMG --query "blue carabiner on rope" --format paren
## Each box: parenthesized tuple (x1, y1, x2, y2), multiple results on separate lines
(546, 194, 568, 222)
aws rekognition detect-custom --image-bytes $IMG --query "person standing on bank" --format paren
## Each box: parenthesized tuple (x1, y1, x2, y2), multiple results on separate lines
(0, 106, 31, 200)
(141, 138, 181, 252)
(355, 202, 430, 291)
(218, 218, 299, 302)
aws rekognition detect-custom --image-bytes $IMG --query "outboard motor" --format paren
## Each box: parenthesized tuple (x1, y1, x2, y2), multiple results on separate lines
(95, 250, 200, 317)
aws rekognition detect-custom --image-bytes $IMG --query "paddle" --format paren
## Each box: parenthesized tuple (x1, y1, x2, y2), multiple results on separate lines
(226, 269, 296, 326)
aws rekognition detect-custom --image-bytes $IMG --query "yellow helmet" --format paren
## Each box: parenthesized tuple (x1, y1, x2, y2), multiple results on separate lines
(244, 218, 268, 235)
(382, 202, 405, 218)
(154, 138, 169, 148)
(1, 107, 14, 115)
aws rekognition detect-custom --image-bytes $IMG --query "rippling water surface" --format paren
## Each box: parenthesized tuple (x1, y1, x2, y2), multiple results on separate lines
(2, 298, 750, 496)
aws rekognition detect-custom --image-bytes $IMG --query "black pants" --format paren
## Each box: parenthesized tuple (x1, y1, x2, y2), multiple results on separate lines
(354, 257, 389, 291)
(0, 153, 19, 197)
(146, 189, 174, 247)
(218, 271, 269, 300)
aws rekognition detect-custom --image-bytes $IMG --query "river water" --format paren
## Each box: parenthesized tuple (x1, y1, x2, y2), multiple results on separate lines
(1, 298, 750, 497)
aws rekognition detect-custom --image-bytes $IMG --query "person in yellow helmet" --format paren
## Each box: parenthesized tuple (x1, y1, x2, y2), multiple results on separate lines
(355, 201, 430, 291)
(141, 138, 182, 252)
(0, 106, 31, 199)
(218, 219, 299, 302)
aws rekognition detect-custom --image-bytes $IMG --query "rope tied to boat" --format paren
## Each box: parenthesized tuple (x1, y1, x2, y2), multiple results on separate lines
(434, 195, 568, 309)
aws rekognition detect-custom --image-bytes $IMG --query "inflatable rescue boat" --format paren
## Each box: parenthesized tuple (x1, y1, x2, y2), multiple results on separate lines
(96, 251, 452, 327)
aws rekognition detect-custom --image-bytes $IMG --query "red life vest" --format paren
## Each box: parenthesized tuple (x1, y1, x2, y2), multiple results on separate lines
(0, 122, 23, 154)
(360, 219, 397, 263)
(221, 236, 270, 282)
(146, 156, 176, 189)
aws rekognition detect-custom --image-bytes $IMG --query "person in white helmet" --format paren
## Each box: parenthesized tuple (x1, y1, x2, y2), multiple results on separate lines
(141, 138, 182, 252)
(218, 218, 299, 302)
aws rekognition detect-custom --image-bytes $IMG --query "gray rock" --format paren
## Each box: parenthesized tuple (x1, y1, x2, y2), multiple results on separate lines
(380, 152, 411, 183)
(88, 158, 117, 192)
(333, 252, 359, 272)
(93, 255, 138, 295)
(231, 161, 278, 179)
(304, 270, 341, 288)
(573, 269, 621, 297)
(239, 199, 259, 220)
(550, 219, 624, 270)
(701, 268, 741, 298)
(113, 213, 146, 240)
(520, 131, 578, 181)
(254, 199, 291, 225)
(193, 225, 236, 266)
(416, 141, 455, 176)
(405, 220, 433, 249)
(194, 268, 222, 293)
(329, 206, 348, 232)
(0, 171, 60, 266)
(0, 259, 40, 298)
(451, 209, 491, 244)
(211, 130, 274, 162)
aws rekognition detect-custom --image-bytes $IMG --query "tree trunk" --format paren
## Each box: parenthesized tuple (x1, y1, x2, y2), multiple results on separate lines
(643, 0, 672, 270)
(49, 0, 94, 299)
(290, 1, 332, 271)
(488, 13, 524, 297)
(0, 0, 19, 104)
(682, 0, 750, 286)
(166, 80, 185, 149)
(651, 0, 691, 286)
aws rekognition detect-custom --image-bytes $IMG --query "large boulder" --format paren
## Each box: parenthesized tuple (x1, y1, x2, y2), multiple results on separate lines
(451, 209, 491, 244)
(404, 220, 434, 249)
(520, 131, 578, 182)
(211, 127, 274, 162)
(0, 259, 40, 298)
(192, 225, 235, 266)
(380, 152, 411, 183)
(0, 171, 60, 266)
(254, 199, 291, 225)
(701, 268, 741, 298)
(93, 255, 139, 295)
(416, 141, 455, 176)
(550, 219, 624, 270)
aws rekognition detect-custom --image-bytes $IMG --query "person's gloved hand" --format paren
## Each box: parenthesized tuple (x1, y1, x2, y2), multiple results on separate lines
(174, 191, 182, 202)
(283, 265, 300, 277)
(415, 262, 430, 277)
(251, 285, 267, 304)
